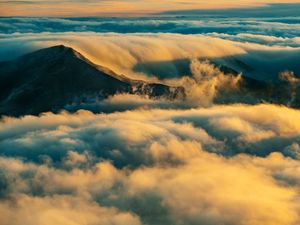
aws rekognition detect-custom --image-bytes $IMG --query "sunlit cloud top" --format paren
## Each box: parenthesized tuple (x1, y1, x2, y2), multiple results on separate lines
(1, 0, 300, 16)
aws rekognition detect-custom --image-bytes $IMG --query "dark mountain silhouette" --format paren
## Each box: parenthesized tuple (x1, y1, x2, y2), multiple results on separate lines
(0, 45, 184, 116)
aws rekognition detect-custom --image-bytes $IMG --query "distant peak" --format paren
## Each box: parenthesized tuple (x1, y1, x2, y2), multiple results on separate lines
(16, 45, 100, 72)
(45, 44, 74, 53)
(19, 44, 82, 62)
(49, 44, 71, 49)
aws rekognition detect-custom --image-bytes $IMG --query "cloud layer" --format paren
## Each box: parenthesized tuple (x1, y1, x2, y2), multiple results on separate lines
(1, 16, 300, 37)
(1, 104, 300, 225)
(1, 32, 300, 83)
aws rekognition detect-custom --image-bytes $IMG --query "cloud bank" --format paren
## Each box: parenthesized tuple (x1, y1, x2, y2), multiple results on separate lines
(1, 16, 300, 37)
(1, 104, 300, 225)
(1, 32, 300, 83)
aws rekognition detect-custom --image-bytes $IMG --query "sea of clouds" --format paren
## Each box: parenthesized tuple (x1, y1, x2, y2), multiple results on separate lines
(1, 104, 300, 225)
(1, 14, 300, 225)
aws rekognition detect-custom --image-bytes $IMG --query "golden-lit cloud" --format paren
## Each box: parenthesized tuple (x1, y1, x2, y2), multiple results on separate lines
(0, 194, 141, 225)
(1, 104, 300, 224)
(1, 32, 298, 85)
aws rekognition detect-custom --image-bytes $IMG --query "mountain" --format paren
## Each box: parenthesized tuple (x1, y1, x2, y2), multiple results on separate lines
(212, 61, 300, 107)
(0, 45, 299, 117)
(0, 45, 185, 116)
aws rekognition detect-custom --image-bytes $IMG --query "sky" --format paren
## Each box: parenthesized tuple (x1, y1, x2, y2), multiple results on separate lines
(1, 0, 300, 16)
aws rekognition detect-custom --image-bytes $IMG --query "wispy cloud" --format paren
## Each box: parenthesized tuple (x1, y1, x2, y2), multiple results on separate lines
(1, 1, 300, 16)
